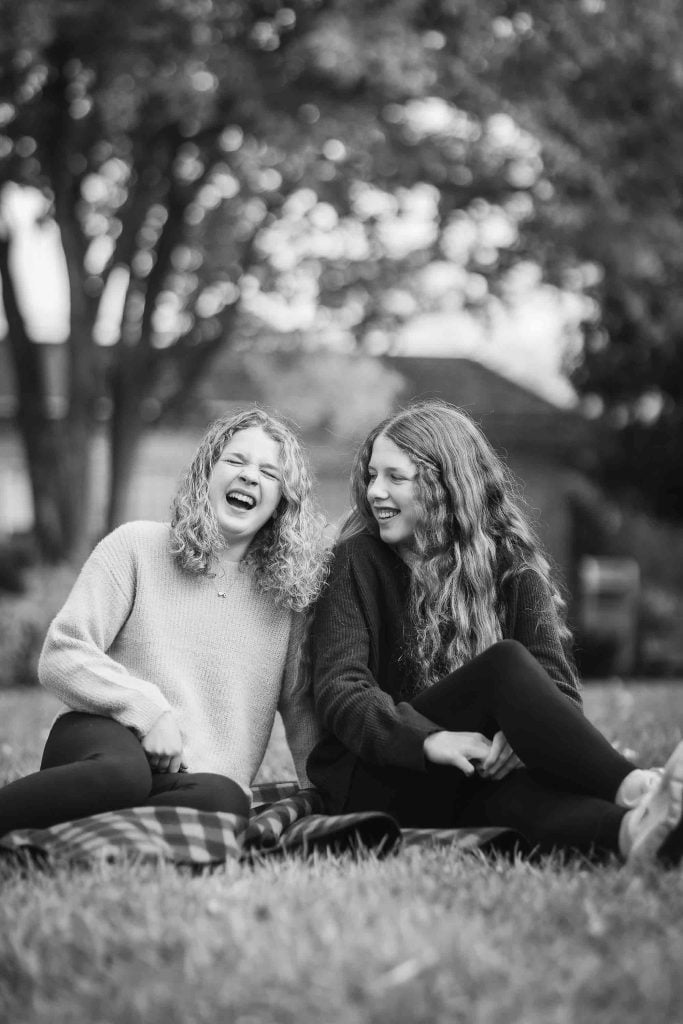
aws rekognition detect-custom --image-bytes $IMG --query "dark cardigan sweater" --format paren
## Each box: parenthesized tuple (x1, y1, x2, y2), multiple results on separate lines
(307, 532, 582, 813)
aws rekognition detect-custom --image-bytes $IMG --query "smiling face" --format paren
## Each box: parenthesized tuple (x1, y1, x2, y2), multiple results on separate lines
(367, 433, 420, 560)
(207, 426, 283, 559)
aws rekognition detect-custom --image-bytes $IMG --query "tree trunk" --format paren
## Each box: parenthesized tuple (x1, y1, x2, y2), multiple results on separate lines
(18, 412, 87, 562)
(55, 416, 99, 560)
(7, 378, 94, 562)
(0, 232, 93, 561)
(105, 344, 149, 533)
(106, 406, 146, 533)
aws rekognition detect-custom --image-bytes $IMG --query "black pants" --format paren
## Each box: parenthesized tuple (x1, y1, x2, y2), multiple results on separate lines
(346, 640, 634, 857)
(0, 712, 249, 837)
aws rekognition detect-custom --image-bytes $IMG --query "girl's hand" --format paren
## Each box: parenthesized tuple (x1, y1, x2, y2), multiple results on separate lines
(479, 730, 523, 780)
(423, 731, 492, 776)
(141, 711, 184, 774)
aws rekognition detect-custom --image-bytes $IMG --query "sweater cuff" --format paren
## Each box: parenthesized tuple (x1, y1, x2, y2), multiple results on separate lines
(395, 702, 442, 772)
(118, 697, 174, 739)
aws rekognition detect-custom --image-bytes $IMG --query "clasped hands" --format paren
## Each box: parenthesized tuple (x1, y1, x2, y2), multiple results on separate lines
(423, 729, 522, 780)
(141, 710, 185, 774)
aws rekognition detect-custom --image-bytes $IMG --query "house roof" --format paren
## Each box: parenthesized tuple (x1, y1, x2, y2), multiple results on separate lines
(381, 355, 591, 455)
(385, 355, 560, 417)
(0, 339, 592, 458)
(190, 348, 592, 460)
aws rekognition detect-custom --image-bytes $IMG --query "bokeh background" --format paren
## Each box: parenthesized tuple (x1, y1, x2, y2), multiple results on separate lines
(2, 0, 683, 684)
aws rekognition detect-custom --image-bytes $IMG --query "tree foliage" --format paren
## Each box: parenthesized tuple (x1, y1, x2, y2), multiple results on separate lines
(472, 0, 683, 518)
(3, 0, 683, 560)
(0, 0, 538, 558)
(0, 0, 330, 556)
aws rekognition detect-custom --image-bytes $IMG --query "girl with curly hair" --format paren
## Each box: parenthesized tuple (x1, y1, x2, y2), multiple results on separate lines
(0, 408, 329, 835)
(307, 400, 683, 866)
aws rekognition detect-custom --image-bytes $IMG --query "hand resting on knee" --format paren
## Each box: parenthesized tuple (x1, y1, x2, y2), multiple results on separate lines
(423, 731, 492, 776)
(480, 730, 524, 780)
(141, 711, 185, 774)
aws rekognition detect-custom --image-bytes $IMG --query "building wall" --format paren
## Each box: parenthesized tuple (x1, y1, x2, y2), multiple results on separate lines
(0, 425, 354, 537)
(507, 453, 574, 586)
(1, 425, 575, 590)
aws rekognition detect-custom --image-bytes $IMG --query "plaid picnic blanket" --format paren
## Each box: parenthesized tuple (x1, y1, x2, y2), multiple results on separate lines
(0, 781, 511, 867)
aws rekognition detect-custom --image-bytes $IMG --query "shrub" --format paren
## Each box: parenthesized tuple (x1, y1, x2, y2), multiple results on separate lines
(0, 532, 36, 593)
(638, 585, 683, 676)
(0, 564, 75, 688)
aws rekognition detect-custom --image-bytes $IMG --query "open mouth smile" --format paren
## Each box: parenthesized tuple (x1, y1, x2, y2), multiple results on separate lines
(375, 508, 399, 521)
(225, 490, 257, 510)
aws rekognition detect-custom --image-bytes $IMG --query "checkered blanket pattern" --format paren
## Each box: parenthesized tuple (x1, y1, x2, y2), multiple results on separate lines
(0, 781, 510, 866)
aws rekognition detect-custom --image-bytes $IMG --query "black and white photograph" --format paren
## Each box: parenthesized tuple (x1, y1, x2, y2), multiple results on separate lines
(1, 1, 683, 1021)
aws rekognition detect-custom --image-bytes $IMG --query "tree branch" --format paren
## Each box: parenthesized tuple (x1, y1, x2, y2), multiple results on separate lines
(157, 301, 242, 418)
(0, 229, 46, 418)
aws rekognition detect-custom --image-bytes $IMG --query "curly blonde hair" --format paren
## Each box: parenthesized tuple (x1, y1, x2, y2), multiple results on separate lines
(170, 408, 328, 611)
(342, 400, 571, 684)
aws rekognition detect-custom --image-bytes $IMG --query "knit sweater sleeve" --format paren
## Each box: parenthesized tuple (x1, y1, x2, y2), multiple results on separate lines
(508, 568, 583, 709)
(310, 540, 439, 771)
(277, 612, 322, 788)
(38, 526, 173, 736)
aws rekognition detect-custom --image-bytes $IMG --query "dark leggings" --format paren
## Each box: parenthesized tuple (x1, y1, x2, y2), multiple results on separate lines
(0, 712, 249, 837)
(346, 640, 635, 857)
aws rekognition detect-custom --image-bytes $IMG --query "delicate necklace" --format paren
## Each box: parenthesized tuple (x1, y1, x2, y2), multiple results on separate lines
(214, 561, 228, 598)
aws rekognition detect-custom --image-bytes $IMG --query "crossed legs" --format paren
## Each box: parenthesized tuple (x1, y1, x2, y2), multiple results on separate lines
(347, 640, 635, 857)
(0, 712, 248, 837)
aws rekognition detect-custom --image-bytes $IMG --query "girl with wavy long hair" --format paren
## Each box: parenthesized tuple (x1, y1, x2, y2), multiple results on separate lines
(307, 400, 683, 866)
(0, 408, 328, 836)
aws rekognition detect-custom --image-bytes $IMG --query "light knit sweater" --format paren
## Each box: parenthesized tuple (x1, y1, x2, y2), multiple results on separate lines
(38, 521, 320, 796)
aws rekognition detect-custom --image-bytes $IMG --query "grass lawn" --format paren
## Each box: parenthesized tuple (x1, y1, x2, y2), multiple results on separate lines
(1, 683, 683, 1024)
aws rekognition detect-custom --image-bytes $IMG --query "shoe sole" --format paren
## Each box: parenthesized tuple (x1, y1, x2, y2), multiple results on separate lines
(627, 739, 683, 867)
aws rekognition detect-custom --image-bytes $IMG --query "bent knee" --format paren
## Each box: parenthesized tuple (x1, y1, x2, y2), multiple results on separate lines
(477, 639, 540, 693)
(87, 754, 152, 806)
(483, 639, 533, 669)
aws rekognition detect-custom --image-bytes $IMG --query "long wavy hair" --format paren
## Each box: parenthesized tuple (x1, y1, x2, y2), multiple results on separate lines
(341, 400, 571, 685)
(170, 408, 328, 611)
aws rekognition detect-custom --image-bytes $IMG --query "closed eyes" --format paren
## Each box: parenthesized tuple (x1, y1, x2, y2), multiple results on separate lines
(222, 456, 280, 480)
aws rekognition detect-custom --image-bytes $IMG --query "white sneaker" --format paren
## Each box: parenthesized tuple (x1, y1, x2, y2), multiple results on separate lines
(617, 767, 664, 808)
(625, 740, 683, 867)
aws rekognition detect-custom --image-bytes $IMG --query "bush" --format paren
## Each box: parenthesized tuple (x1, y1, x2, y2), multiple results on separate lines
(0, 564, 75, 688)
(585, 506, 683, 676)
(0, 532, 36, 593)
(637, 585, 683, 676)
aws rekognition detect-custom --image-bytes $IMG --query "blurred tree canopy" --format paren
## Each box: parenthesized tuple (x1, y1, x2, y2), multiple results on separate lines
(474, 0, 683, 519)
(1, 0, 682, 559)
(0, 0, 535, 559)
